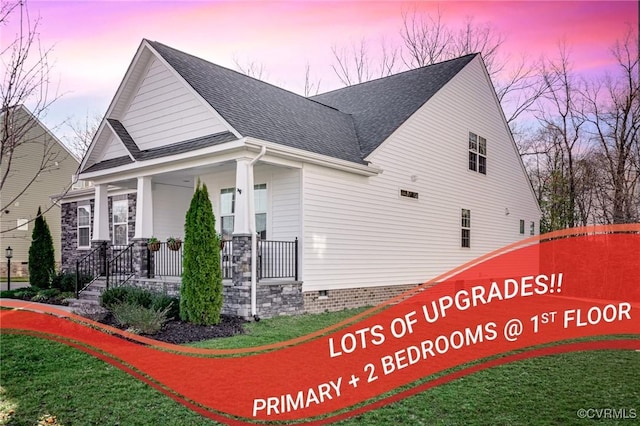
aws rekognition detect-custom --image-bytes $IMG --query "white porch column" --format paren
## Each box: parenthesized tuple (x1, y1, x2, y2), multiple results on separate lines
(134, 176, 153, 239)
(233, 158, 252, 235)
(92, 184, 110, 241)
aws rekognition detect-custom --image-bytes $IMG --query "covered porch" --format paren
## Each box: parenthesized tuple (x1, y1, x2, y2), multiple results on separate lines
(76, 148, 303, 319)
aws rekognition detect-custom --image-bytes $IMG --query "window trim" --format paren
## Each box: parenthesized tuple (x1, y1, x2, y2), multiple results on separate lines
(77, 205, 91, 249)
(461, 208, 471, 248)
(519, 219, 525, 235)
(220, 184, 268, 239)
(112, 198, 128, 246)
(468, 132, 487, 175)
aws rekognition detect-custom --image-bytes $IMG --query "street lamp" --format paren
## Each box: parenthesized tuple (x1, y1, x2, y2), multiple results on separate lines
(5, 246, 12, 292)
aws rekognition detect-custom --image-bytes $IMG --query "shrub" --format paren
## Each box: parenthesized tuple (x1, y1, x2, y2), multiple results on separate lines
(28, 207, 56, 288)
(30, 288, 60, 303)
(151, 294, 179, 320)
(110, 302, 171, 335)
(180, 180, 222, 325)
(50, 272, 80, 292)
(100, 286, 153, 309)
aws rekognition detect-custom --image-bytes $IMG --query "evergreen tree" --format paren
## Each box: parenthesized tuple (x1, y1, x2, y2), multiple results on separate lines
(28, 207, 56, 288)
(180, 180, 223, 325)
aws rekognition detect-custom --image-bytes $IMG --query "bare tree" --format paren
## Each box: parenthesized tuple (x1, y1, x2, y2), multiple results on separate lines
(1, 0, 70, 227)
(233, 55, 267, 80)
(303, 62, 321, 97)
(582, 27, 639, 224)
(400, 8, 451, 68)
(330, 39, 372, 86)
(64, 110, 102, 157)
(534, 43, 587, 229)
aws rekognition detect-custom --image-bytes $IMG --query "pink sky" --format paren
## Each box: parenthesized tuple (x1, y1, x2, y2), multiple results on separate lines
(2, 1, 637, 143)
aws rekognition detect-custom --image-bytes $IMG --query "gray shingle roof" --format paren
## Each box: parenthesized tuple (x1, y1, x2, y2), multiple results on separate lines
(148, 41, 364, 164)
(310, 54, 477, 157)
(107, 119, 141, 159)
(83, 131, 236, 173)
(86, 41, 477, 174)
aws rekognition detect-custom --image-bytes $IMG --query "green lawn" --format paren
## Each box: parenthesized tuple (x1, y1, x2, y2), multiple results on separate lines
(1, 308, 638, 425)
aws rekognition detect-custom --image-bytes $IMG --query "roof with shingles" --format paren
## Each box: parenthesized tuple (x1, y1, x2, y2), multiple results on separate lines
(83, 131, 236, 173)
(148, 41, 364, 164)
(84, 40, 477, 173)
(310, 54, 477, 157)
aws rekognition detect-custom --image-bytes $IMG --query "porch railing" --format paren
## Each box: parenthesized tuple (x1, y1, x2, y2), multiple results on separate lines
(147, 238, 298, 281)
(75, 244, 103, 298)
(106, 242, 135, 290)
(259, 238, 298, 280)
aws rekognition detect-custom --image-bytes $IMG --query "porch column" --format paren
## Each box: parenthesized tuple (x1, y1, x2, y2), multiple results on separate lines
(134, 176, 153, 239)
(92, 184, 110, 242)
(233, 157, 252, 235)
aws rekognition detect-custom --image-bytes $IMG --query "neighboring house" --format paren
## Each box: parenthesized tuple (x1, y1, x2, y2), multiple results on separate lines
(60, 39, 540, 319)
(0, 105, 80, 277)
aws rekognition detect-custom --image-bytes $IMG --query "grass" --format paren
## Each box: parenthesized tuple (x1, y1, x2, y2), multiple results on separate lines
(190, 307, 370, 349)
(0, 277, 29, 283)
(1, 308, 639, 425)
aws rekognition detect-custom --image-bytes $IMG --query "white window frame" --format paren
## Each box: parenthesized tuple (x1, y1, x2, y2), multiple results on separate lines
(77, 205, 91, 249)
(461, 209, 471, 248)
(519, 219, 525, 235)
(16, 218, 28, 231)
(530, 221, 535, 236)
(220, 184, 268, 239)
(469, 132, 487, 175)
(112, 198, 128, 246)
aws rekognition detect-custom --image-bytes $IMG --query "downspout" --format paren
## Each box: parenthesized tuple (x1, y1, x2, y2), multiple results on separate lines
(248, 146, 266, 320)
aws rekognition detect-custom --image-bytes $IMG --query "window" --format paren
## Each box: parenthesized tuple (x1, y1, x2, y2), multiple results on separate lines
(220, 184, 267, 239)
(461, 209, 471, 248)
(220, 188, 235, 239)
(16, 218, 28, 231)
(530, 221, 535, 236)
(254, 183, 267, 239)
(519, 219, 525, 235)
(112, 198, 128, 246)
(468, 132, 487, 175)
(78, 205, 91, 248)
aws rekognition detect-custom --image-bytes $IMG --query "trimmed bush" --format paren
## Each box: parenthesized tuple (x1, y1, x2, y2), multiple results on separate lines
(180, 180, 223, 325)
(28, 207, 55, 288)
(111, 302, 171, 334)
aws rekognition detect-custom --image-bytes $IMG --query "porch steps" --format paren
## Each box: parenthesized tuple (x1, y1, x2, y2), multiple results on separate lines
(67, 278, 109, 318)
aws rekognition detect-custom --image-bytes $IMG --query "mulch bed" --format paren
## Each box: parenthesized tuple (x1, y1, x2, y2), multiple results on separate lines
(98, 313, 247, 344)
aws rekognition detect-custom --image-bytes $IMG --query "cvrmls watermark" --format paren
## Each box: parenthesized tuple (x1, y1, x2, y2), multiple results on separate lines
(576, 408, 636, 420)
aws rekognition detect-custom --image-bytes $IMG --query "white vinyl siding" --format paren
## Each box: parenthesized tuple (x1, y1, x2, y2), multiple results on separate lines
(302, 56, 540, 292)
(98, 133, 128, 162)
(152, 183, 192, 241)
(200, 165, 301, 242)
(121, 57, 228, 151)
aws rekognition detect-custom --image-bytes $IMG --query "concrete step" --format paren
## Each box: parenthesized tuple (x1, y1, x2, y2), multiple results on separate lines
(67, 298, 109, 321)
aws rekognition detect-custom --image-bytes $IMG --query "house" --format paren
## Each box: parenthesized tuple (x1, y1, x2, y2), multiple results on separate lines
(60, 39, 540, 319)
(0, 105, 80, 277)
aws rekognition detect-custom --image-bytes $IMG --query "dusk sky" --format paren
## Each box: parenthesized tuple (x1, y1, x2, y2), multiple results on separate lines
(2, 1, 638, 146)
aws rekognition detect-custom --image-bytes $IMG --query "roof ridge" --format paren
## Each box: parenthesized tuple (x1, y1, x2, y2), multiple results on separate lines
(148, 40, 349, 115)
(312, 53, 479, 98)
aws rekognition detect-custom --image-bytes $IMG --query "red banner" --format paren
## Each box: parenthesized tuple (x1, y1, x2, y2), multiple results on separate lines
(2, 225, 639, 424)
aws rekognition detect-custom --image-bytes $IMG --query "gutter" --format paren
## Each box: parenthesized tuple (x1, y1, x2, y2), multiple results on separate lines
(248, 145, 267, 320)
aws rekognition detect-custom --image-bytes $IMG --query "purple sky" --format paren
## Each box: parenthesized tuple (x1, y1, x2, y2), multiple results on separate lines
(2, 1, 637, 145)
